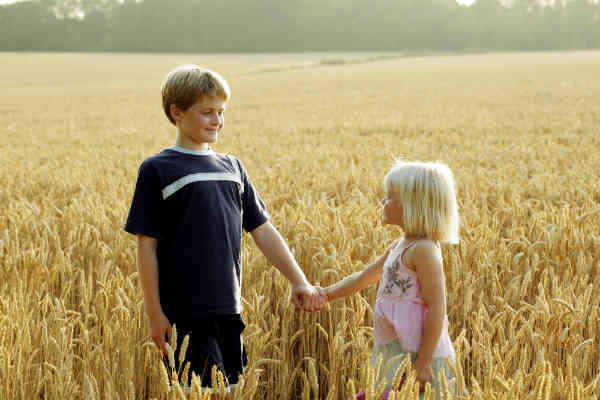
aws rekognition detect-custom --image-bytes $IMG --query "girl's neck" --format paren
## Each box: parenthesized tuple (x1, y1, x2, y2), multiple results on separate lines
(403, 236, 440, 247)
(403, 235, 423, 242)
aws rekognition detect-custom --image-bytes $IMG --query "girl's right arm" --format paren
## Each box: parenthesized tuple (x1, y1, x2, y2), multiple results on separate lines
(323, 249, 390, 301)
(137, 234, 172, 354)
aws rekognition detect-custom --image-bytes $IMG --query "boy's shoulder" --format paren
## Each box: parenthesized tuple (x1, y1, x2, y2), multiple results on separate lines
(140, 148, 172, 165)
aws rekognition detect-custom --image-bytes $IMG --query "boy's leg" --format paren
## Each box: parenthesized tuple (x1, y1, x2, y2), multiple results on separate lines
(186, 320, 228, 390)
(162, 320, 226, 391)
(216, 315, 248, 389)
(163, 316, 245, 397)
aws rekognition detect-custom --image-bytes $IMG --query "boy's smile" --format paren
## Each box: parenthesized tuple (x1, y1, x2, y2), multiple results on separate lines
(172, 97, 226, 150)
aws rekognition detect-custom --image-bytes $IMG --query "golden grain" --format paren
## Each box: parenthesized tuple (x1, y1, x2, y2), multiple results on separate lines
(1, 51, 599, 399)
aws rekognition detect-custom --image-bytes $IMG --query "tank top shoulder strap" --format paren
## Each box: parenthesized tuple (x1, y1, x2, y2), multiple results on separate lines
(399, 240, 419, 267)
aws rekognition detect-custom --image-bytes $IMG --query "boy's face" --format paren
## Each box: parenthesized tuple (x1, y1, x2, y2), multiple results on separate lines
(171, 96, 226, 149)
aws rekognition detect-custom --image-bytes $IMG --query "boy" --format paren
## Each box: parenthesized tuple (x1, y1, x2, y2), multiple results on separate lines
(124, 64, 323, 394)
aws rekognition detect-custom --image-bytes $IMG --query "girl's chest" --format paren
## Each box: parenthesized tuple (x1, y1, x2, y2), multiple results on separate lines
(380, 255, 420, 297)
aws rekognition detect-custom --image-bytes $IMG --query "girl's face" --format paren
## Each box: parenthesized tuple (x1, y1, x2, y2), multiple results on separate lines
(381, 194, 403, 226)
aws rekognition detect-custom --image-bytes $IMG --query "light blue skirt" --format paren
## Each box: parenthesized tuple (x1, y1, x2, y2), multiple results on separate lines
(371, 340, 456, 399)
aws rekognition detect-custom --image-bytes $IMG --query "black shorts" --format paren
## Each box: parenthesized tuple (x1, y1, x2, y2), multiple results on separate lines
(166, 315, 247, 389)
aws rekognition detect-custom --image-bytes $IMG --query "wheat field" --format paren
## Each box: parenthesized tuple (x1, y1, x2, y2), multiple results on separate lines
(1, 51, 599, 399)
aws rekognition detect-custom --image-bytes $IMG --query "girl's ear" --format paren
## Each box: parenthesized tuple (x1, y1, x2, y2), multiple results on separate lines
(394, 201, 403, 212)
(396, 202, 404, 224)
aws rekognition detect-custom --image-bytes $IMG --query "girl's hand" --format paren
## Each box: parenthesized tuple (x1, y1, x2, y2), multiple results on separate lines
(314, 286, 329, 307)
(413, 357, 433, 391)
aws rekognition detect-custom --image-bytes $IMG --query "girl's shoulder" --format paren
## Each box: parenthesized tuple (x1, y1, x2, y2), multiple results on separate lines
(402, 238, 442, 272)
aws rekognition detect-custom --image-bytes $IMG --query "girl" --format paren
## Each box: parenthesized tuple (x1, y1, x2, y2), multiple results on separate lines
(320, 161, 459, 399)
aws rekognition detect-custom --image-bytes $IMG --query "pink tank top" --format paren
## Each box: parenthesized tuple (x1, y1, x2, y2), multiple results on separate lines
(373, 239, 455, 358)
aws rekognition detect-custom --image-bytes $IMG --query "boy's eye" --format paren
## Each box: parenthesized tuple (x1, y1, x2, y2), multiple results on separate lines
(202, 110, 224, 116)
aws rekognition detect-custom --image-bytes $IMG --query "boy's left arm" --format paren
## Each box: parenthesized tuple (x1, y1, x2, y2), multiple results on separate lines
(250, 221, 323, 312)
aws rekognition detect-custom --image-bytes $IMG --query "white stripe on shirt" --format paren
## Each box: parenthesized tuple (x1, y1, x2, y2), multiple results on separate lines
(162, 172, 242, 200)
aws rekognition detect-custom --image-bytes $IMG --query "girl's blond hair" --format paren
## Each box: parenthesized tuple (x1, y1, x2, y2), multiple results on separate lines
(384, 160, 459, 244)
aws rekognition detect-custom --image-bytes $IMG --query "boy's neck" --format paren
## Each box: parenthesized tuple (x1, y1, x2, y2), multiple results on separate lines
(175, 137, 210, 152)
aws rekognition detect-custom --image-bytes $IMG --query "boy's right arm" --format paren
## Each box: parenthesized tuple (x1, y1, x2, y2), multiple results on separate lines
(323, 249, 390, 301)
(137, 234, 171, 355)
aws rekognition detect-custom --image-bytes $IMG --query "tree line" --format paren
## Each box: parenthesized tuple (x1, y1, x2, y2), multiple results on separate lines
(1, 0, 599, 52)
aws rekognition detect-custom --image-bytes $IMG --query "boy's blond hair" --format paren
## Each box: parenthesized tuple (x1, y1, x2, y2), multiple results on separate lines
(384, 160, 459, 244)
(161, 64, 230, 125)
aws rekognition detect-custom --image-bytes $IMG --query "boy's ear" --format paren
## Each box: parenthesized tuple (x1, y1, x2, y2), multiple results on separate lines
(170, 104, 182, 122)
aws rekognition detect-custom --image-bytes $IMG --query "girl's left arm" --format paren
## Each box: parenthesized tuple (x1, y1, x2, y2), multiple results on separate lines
(412, 242, 446, 383)
(323, 248, 390, 301)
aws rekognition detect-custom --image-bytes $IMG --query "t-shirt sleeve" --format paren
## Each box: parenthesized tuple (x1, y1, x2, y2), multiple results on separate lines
(124, 161, 166, 239)
(237, 159, 269, 232)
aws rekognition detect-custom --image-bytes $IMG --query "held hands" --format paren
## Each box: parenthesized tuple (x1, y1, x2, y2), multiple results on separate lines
(291, 284, 328, 312)
(314, 286, 328, 306)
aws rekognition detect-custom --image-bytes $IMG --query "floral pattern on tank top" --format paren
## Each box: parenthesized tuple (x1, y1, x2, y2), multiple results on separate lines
(380, 254, 414, 297)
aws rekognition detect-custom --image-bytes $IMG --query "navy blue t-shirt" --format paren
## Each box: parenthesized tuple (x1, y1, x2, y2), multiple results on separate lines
(124, 146, 269, 322)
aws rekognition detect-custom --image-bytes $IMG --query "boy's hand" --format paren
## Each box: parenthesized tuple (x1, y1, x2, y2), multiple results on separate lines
(149, 311, 172, 355)
(291, 284, 323, 312)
